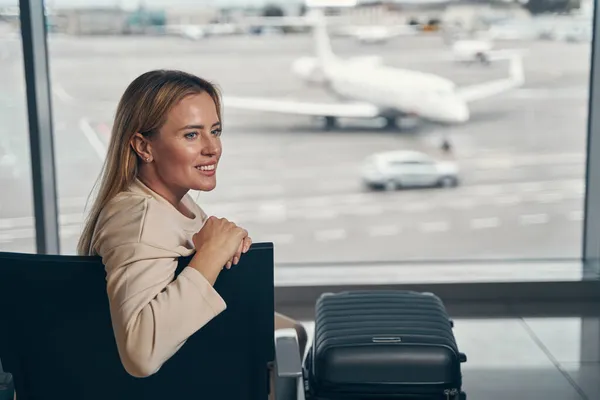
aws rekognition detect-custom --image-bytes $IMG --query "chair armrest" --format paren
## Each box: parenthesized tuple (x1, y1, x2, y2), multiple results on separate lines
(274, 329, 306, 400)
(0, 371, 14, 400)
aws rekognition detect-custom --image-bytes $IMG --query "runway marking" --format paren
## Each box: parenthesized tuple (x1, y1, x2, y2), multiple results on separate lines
(368, 225, 400, 237)
(568, 210, 583, 222)
(316, 179, 359, 192)
(465, 153, 585, 170)
(0, 216, 32, 230)
(0, 48, 9, 61)
(233, 169, 263, 180)
(419, 221, 450, 233)
(61, 225, 82, 238)
(233, 153, 585, 185)
(0, 225, 81, 242)
(472, 158, 514, 169)
(284, 170, 319, 179)
(270, 233, 294, 245)
(470, 217, 500, 230)
(517, 182, 545, 193)
(305, 209, 337, 220)
(471, 185, 504, 196)
(0, 213, 84, 230)
(259, 202, 286, 214)
(340, 193, 371, 204)
(315, 229, 346, 242)
(446, 198, 480, 209)
(79, 117, 106, 161)
(511, 87, 588, 100)
(53, 83, 76, 105)
(299, 196, 333, 207)
(519, 213, 549, 225)
(227, 184, 285, 197)
(342, 205, 383, 216)
(573, 185, 586, 196)
(257, 202, 287, 223)
(204, 179, 582, 216)
(493, 194, 522, 206)
(535, 192, 564, 204)
(401, 202, 433, 212)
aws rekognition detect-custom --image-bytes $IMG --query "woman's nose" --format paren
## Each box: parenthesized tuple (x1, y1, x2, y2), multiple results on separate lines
(201, 136, 220, 156)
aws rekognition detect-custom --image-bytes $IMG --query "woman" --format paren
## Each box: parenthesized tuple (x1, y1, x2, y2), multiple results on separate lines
(77, 69, 307, 379)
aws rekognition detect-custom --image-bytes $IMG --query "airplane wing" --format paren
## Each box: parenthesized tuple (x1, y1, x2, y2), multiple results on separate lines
(456, 52, 525, 103)
(222, 96, 381, 118)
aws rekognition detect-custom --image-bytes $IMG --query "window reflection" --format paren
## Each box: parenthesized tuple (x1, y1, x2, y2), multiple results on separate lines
(0, 1, 593, 273)
(0, 4, 35, 253)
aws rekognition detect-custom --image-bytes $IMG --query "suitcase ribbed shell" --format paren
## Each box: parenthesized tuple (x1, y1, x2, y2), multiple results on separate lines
(306, 290, 466, 399)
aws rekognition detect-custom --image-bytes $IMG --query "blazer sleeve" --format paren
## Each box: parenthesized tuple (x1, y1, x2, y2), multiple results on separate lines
(100, 241, 227, 378)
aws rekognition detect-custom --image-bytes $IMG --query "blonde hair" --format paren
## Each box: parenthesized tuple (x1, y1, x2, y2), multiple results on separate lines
(77, 70, 222, 255)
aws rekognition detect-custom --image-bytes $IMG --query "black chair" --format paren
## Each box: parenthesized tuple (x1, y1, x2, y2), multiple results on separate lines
(0, 242, 304, 400)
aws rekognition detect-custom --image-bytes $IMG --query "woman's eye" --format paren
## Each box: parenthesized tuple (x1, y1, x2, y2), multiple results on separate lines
(184, 132, 198, 139)
(212, 129, 222, 137)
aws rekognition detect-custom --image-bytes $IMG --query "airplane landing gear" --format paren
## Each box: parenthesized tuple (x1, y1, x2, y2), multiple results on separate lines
(384, 117, 398, 130)
(475, 52, 490, 66)
(386, 115, 419, 132)
(322, 116, 337, 130)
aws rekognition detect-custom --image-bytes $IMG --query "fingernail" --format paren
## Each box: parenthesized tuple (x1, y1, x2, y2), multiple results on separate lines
(233, 257, 239, 265)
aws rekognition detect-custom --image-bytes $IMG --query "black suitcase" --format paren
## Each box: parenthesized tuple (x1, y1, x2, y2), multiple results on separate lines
(303, 290, 467, 400)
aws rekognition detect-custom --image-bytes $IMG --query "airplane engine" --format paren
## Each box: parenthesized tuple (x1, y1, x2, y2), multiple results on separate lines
(291, 57, 326, 85)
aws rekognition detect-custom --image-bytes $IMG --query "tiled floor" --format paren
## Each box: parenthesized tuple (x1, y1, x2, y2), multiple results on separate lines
(298, 308, 600, 399)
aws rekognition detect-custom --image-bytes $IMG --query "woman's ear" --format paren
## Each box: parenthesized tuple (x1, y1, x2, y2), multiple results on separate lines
(130, 133, 153, 163)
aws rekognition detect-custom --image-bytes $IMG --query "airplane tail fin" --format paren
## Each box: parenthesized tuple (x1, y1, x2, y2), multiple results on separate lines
(307, 9, 337, 70)
(457, 50, 526, 103)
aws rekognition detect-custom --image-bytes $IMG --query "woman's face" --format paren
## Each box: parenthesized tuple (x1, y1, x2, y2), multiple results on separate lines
(143, 91, 222, 194)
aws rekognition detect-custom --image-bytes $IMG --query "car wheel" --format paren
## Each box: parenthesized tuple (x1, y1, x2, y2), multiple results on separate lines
(439, 176, 457, 188)
(385, 180, 397, 191)
(364, 183, 380, 191)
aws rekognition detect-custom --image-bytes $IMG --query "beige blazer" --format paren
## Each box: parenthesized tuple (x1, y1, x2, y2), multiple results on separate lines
(90, 178, 226, 378)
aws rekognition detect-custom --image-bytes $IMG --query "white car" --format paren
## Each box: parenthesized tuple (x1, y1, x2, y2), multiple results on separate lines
(361, 150, 459, 190)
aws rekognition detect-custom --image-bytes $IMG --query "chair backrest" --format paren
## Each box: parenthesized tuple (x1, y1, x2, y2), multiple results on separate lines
(0, 243, 274, 400)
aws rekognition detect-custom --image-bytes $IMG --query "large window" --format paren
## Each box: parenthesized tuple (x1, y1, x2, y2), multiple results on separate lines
(0, 3, 35, 254)
(0, 1, 595, 273)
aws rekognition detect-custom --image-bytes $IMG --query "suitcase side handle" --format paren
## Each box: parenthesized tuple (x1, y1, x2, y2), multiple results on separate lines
(274, 329, 306, 400)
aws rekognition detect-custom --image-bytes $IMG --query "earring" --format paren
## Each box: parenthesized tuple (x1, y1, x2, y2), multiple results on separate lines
(145, 157, 151, 162)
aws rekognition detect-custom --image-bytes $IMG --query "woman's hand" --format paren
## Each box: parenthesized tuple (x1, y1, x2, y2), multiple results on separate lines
(225, 235, 252, 269)
(190, 216, 249, 283)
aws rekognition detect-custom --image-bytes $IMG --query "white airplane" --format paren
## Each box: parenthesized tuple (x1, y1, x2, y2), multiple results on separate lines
(222, 10, 526, 130)
(166, 23, 240, 40)
(335, 25, 418, 44)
